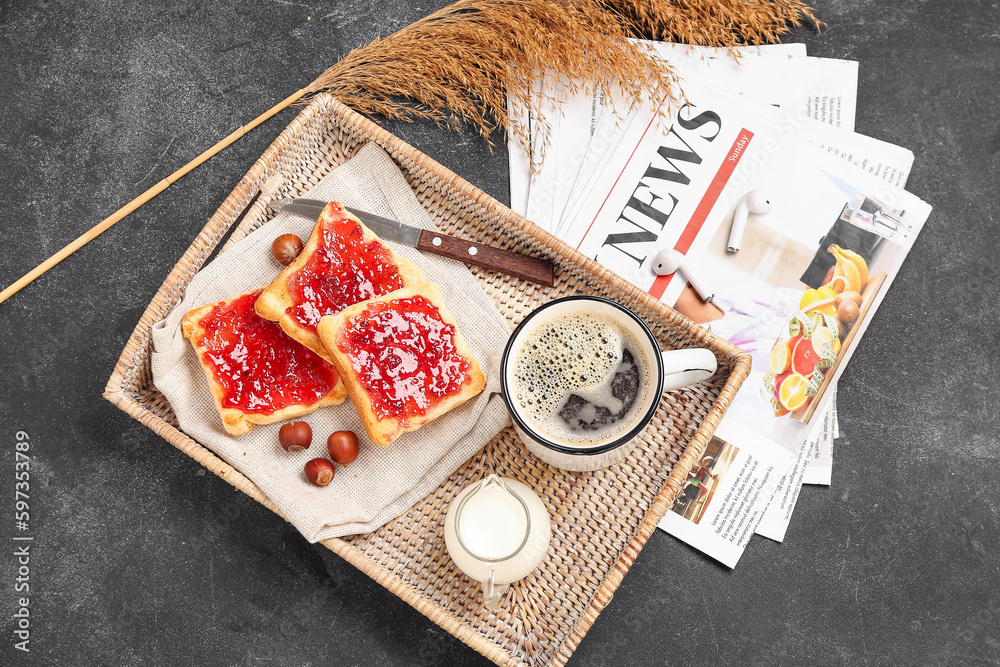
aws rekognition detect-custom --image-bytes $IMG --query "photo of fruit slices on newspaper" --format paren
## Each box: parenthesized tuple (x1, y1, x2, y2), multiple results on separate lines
(508, 42, 932, 567)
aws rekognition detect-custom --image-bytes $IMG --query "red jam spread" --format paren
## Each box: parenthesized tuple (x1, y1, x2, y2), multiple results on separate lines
(286, 203, 405, 333)
(337, 295, 471, 421)
(196, 290, 339, 414)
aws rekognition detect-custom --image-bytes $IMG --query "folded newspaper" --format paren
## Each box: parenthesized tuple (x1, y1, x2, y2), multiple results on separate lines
(508, 43, 930, 567)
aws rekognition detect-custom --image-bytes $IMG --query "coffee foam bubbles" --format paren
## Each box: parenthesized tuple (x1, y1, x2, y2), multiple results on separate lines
(512, 310, 653, 447)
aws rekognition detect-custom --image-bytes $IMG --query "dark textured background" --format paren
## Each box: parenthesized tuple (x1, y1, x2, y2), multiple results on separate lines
(1, 1, 998, 665)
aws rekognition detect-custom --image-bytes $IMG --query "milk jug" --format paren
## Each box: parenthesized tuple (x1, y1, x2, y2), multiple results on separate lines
(444, 474, 551, 610)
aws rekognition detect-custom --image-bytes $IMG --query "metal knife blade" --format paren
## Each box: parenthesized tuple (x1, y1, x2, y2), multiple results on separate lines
(272, 198, 555, 287)
(273, 199, 422, 246)
(343, 206, 423, 247)
(272, 198, 326, 219)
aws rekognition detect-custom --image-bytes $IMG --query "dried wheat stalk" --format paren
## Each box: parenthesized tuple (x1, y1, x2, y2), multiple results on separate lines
(308, 0, 820, 158)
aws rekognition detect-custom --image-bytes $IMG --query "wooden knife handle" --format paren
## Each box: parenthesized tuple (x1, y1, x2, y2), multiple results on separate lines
(416, 230, 555, 287)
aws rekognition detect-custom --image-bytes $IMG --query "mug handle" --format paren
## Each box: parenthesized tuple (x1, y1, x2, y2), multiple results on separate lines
(660, 348, 718, 392)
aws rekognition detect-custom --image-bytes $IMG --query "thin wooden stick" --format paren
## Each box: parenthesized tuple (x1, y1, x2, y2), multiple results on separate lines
(0, 88, 308, 306)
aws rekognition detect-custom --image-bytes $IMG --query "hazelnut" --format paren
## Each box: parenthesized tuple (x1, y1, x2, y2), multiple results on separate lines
(304, 458, 335, 486)
(271, 234, 304, 265)
(279, 422, 312, 452)
(327, 430, 360, 465)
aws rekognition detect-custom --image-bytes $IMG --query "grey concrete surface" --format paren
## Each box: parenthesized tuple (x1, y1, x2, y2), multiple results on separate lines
(0, 1, 997, 665)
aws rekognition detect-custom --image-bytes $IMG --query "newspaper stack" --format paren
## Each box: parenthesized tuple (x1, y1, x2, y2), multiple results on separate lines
(507, 42, 931, 567)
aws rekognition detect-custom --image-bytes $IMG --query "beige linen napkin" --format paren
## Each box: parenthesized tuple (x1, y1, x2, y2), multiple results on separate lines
(151, 143, 512, 542)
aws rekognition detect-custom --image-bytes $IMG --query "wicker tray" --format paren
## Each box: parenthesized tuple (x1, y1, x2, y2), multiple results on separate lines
(104, 94, 750, 667)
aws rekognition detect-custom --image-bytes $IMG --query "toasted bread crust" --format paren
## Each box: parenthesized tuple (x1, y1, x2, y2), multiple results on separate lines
(182, 289, 346, 436)
(316, 283, 485, 446)
(255, 202, 426, 363)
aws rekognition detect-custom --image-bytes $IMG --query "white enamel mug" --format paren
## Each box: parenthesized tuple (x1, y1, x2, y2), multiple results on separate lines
(500, 296, 717, 471)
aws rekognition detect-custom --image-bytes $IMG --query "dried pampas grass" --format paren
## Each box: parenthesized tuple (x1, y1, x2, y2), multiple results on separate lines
(307, 0, 820, 156)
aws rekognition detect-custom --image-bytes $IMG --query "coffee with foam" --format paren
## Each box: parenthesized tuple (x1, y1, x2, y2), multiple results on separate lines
(512, 310, 654, 447)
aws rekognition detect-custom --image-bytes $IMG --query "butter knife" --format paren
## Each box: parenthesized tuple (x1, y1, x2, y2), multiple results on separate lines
(273, 199, 555, 287)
